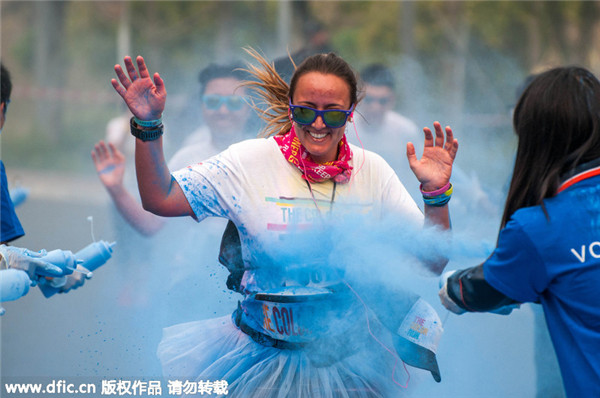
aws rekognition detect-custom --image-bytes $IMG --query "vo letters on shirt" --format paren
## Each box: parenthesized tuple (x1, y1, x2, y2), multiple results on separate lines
(570, 240, 600, 263)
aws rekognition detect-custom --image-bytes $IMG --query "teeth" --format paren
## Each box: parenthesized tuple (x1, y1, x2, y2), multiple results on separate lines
(308, 130, 328, 140)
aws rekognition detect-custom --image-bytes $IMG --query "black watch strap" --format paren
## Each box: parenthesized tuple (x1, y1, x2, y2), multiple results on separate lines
(130, 117, 164, 142)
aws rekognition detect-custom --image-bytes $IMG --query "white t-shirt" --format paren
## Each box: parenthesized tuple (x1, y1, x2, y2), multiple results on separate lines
(173, 137, 423, 275)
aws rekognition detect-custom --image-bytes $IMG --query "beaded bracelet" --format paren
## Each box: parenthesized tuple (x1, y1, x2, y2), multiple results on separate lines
(133, 115, 163, 128)
(421, 183, 453, 207)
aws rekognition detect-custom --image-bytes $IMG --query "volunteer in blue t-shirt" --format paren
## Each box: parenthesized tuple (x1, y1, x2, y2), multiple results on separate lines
(0, 63, 24, 245)
(0, 63, 96, 311)
(439, 66, 600, 397)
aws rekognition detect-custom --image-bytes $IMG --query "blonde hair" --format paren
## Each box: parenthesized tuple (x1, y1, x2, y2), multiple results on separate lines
(240, 47, 293, 137)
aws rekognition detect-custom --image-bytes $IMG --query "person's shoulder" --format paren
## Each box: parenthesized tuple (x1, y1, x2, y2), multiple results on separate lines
(168, 142, 219, 170)
(224, 137, 278, 163)
(509, 201, 557, 234)
(181, 126, 212, 147)
(212, 137, 281, 172)
(228, 136, 274, 152)
(385, 111, 419, 136)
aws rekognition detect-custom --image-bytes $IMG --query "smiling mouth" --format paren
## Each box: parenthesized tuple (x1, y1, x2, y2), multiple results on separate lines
(306, 129, 329, 140)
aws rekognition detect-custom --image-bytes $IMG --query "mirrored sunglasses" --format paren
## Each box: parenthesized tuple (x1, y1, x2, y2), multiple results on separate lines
(202, 95, 246, 111)
(363, 96, 392, 106)
(288, 100, 354, 128)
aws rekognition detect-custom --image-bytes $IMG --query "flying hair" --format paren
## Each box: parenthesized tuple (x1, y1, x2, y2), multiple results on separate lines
(240, 47, 293, 137)
(240, 47, 360, 138)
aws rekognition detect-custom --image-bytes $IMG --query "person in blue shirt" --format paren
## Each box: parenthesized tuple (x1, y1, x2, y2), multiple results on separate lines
(0, 63, 24, 245)
(439, 66, 600, 397)
(0, 63, 98, 311)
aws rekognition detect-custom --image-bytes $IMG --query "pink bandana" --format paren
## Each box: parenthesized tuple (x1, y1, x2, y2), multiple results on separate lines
(274, 126, 353, 183)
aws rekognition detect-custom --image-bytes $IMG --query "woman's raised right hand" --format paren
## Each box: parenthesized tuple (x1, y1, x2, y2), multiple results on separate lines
(111, 56, 166, 121)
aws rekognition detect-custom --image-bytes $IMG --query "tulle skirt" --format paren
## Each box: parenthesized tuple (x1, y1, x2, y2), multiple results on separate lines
(157, 315, 424, 397)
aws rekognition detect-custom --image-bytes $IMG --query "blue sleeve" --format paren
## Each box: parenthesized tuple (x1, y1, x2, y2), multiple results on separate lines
(1, 162, 24, 243)
(483, 218, 548, 303)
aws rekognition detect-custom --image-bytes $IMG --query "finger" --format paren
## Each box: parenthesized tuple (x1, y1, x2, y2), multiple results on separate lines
(113, 65, 131, 89)
(444, 125, 455, 150)
(107, 141, 118, 156)
(92, 141, 102, 153)
(154, 73, 166, 96)
(107, 142, 122, 161)
(433, 121, 444, 147)
(422, 127, 434, 147)
(96, 141, 110, 162)
(34, 261, 64, 277)
(124, 56, 139, 82)
(444, 126, 459, 160)
(111, 78, 127, 98)
(98, 140, 108, 155)
(91, 143, 102, 162)
(449, 139, 459, 160)
(406, 142, 417, 167)
(108, 142, 125, 162)
(136, 56, 150, 79)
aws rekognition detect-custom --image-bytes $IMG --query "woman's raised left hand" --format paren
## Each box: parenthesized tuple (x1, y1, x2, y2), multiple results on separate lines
(111, 55, 166, 121)
(407, 121, 458, 191)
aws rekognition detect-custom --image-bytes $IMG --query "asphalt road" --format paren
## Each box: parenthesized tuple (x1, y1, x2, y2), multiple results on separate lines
(0, 168, 548, 397)
(1, 168, 237, 382)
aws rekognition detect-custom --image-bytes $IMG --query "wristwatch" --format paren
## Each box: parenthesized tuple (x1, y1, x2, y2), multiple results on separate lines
(129, 117, 164, 142)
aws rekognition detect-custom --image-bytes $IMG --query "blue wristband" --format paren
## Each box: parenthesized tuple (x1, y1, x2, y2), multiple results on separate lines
(422, 183, 453, 206)
(133, 115, 163, 128)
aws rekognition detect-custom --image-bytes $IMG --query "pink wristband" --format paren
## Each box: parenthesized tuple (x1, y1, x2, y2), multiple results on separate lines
(420, 182, 451, 198)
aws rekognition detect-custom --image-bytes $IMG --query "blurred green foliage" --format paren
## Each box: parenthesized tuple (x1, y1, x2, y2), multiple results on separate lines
(1, 0, 598, 176)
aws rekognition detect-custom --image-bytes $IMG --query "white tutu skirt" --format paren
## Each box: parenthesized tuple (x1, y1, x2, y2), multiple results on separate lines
(157, 315, 424, 397)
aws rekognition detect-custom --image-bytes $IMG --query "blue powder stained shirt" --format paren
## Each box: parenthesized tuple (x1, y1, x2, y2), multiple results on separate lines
(1, 161, 24, 243)
(483, 175, 600, 398)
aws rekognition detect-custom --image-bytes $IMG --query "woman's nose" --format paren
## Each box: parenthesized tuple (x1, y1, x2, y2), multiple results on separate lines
(312, 115, 326, 129)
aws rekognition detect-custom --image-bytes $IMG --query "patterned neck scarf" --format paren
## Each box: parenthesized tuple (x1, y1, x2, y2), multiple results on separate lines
(274, 125, 353, 183)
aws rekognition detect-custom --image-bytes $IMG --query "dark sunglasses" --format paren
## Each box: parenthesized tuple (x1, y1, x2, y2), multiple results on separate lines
(202, 95, 246, 111)
(288, 100, 354, 128)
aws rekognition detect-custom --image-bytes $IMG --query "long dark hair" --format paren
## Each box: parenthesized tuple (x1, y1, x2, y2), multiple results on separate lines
(1, 63, 12, 105)
(241, 48, 359, 137)
(501, 66, 600, 228)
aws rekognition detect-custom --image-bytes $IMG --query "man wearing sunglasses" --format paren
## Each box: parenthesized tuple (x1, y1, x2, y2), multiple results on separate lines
(93, 62, 255, 236)
(353, 64, 499, 221)
(356, 64, 419, 144)
(91, 63, 254, 326)
(168, 63, 254, 169)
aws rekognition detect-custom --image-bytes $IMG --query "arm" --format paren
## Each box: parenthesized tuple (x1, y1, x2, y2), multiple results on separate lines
(91, 140, 165, 236)
(439, 265, 520, 314)
(407, 122, 458, 274)
(440, 218, 545, 314)
(111, 56, 192, 217)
